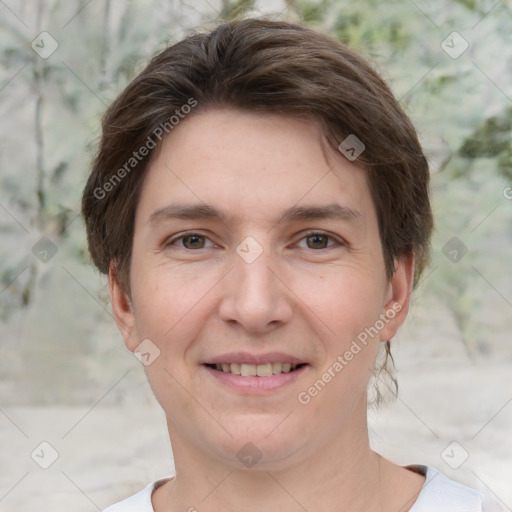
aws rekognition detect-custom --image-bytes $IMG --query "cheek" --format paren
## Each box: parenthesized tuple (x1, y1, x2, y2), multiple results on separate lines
(295, 269, 384, 388)
(296, 266, 384, 335)
(131, 264, 213, 338)
(132, 272, 210, 412)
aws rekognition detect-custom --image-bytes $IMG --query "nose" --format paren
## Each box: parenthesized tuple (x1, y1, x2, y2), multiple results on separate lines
(218, 247, 294, 334)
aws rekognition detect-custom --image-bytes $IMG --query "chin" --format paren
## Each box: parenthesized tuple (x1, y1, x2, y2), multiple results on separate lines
(206, 416, 308, 470)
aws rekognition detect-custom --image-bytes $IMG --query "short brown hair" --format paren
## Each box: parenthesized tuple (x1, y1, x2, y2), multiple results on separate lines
(81, 18, 433, 396)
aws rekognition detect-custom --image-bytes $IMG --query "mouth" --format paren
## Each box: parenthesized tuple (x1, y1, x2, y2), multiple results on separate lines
(204, 362, 307, 377)
(202, 352, 309, 393)
(202, 354, 309, 393)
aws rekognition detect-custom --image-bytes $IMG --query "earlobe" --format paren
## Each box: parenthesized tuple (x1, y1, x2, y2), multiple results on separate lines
(379, 254, 415, 342)
(108, 263, 139, 352)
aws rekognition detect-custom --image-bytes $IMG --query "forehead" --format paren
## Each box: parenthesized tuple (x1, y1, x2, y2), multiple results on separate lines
(135, 109, 375, 229)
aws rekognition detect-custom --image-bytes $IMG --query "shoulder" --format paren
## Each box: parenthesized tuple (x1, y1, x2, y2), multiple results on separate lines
(103, 478, 170, 512)
(408, 465, 485, 512)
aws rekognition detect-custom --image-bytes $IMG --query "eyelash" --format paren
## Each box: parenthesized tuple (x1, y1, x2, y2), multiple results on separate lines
(165, 230, 344, 251)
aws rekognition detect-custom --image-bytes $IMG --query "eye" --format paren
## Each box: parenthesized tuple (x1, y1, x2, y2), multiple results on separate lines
(166, 232, 215, 250)
(296, 232, 341, 250)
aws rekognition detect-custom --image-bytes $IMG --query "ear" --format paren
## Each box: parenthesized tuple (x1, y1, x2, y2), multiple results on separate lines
(108, 263, 139, 352)
(378, 254, 415, 342)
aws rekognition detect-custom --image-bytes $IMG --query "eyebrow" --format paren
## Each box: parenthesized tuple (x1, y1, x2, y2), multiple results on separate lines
(147, 202, 362, 227)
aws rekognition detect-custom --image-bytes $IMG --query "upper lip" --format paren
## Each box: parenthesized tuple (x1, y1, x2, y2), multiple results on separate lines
(204, 352, 307, 365)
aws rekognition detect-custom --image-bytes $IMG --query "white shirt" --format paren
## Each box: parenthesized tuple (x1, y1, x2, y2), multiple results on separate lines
(103, 465, 485, 511)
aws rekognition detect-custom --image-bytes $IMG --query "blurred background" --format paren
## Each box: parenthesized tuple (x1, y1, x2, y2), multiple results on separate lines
(0, 0, 511, 510)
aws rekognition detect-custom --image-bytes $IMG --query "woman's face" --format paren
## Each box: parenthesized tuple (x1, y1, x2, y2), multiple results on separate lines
(110, 108, 412, 470)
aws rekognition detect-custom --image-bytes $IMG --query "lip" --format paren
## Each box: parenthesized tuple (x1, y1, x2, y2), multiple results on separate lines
(203, 352, 306, 366)
(203, 363, 309, 393)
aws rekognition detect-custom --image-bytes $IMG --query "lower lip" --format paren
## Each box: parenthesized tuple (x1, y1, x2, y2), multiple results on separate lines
(203, 365, 308, 393)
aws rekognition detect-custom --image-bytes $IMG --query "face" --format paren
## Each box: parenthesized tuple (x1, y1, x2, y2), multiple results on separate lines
(110, 109, 413, 470)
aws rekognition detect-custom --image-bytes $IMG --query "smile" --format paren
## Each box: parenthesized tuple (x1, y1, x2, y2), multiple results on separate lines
(206, 362, 305, 377)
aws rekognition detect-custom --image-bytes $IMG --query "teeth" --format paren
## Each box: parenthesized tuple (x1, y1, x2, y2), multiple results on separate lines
(256, 363, 272, 377)
(271, 363, 282, 374)
(214, 362, 300, 376)
(240, 364, 257, 377)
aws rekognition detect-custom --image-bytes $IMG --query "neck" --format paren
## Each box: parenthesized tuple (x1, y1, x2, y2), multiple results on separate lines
(155, 401, 395, 512)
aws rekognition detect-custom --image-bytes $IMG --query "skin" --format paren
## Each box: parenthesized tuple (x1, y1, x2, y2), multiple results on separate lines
(110, 109, 425, 511)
